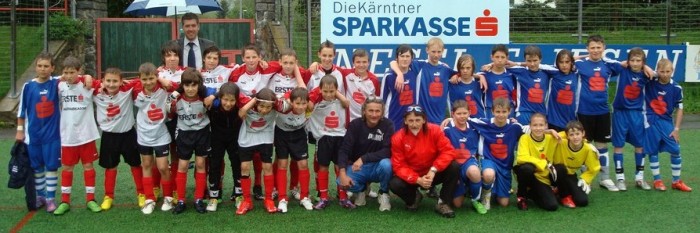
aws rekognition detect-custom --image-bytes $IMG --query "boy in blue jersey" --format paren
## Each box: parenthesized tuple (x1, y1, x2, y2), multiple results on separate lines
(381, 44, 419, 130)
(448, 55, 486, 119)
(16, 52, 61, 213)
(543, 50, 578, 132)
(482, 44, 516, 119)
(443, 100, 486, 214)
(389, 37, 456, 124)
(469, 97, 524, 210)
(506, 45, 558, 125)
(574, 35, 619, 191)
(607, 48, 652, 191)
(645, 59, 692, 192)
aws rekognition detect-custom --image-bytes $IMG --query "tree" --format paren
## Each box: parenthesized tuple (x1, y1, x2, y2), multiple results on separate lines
(218, 0, 231, 19)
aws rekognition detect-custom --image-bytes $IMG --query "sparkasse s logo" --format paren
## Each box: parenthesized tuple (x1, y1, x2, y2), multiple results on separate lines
(475, 9, 498, 36)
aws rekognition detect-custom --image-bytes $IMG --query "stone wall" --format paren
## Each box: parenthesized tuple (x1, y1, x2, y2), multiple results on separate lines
(255, 0, 279, 60)
(75, 0, 107, 76)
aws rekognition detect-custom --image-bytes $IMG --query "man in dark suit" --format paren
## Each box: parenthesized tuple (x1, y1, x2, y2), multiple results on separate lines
(167, 13, 216, 70)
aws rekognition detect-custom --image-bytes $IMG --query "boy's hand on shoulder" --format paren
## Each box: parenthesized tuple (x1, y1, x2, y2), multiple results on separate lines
(260, 60, 269, 69)
(83, 75, 94, 90)
(394, 73, 404, 92)
(308, 62, 320, 73)
(478, 74, 488, 91)
(448, 74, 459, 84)
(481, 64, 492, 72)
(204, 95, 216, 109)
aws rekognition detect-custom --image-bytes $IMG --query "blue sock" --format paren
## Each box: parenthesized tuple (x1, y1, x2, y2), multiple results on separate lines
(613, 152, 624, 180)
(598, 148, 610, 180)
(34, 170, 46, 198)
(469, 180, 482, 201)
(634, 152, 645, 180)
(46, 171, 58, 199)
(671, 154, 682, 182)
(649, 154, 661, 181)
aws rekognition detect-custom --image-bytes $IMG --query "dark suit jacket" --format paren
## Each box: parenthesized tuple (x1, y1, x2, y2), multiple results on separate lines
(168, 37, 216, 68)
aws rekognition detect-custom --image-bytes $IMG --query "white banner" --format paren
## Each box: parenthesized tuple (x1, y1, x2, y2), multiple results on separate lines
(686, 45, 700, 82)
(320, 0, 509, 44)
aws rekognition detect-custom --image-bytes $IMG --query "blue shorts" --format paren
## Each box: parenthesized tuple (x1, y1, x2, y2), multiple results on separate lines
(644, 119, 680, 155)
(27, 140, 61, 171)
(515, 111, 533, 125)
(481, 158, 512, 199)
(455, 157, 480, 197)
(611, 109, 645, 148)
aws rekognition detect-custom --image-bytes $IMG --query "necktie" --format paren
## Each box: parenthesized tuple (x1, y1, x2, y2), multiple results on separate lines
(187, 42, 196, 68)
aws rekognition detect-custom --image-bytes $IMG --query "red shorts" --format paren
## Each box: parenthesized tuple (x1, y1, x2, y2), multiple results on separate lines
(61, 141, 99, 166)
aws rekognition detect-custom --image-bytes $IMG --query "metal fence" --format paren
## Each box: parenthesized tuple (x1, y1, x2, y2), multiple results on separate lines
(1, 0, 68, 98)
(509, 0, 700, 45)
(278, 0, 700, 67)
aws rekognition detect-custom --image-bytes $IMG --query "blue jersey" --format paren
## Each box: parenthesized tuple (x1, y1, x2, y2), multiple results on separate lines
(609, 62, 650, 111)
(469, 118, 523, 170)
(482, 70, 516, 109)
(412, 60, 455, 124)
(645, 79, 683, 122)
(381, 69, 419, 131)
(17, 78, 61, 145)
(575, 58, 618, 115)
(447, 79, 485, 119)
(509, 65, 556, 114)
(545, 70, 579, 129)
(443, 120, 480, 164)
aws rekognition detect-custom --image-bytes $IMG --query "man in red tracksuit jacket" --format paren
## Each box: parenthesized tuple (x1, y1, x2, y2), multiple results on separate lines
(389, 105, 459, 218)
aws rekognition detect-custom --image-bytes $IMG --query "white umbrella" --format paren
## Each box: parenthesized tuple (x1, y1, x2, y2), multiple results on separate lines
(124, 0, 222, 16)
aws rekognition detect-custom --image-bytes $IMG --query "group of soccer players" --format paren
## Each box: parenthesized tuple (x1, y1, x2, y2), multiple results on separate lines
(16, 33, 691, 218)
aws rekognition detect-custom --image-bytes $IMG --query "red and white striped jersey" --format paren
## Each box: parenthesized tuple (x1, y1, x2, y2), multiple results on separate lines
(229, 61, 281, 97)
(238, 108, 277, 147)
(308, 87, 347, 140)
(133, 83, 173, 147)
(342, 69, 380, 121)
(202, 65, 237, 89)
(173, 96, 210, 131)
(93, 80, 139, 133)
(306, 65, 345, 94)
(158, 66, 185, 84)
(58, 78, 100, 146)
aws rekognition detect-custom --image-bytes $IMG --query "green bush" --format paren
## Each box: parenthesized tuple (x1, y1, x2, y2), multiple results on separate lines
(48, 13, 88, 41)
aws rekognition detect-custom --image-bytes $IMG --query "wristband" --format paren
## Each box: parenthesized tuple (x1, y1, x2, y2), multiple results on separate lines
(429, 167, 438, 173)
(674, 127, 680, 131)
(17, 125, 24, 131)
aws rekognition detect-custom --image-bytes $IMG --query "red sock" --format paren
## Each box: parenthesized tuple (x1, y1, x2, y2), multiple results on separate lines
(104, 169, 117, 198)
(151, 166, 160, 190)
(61, 170, 73, 204)
(162, 178, 173, 198)
(317, 170, 329, 200)
(276, 168, 288, 200)
(195, 172, 206, 200)
(130, 166, 144, 195)
(299, 169, 310, 199)
(264, 174, 274, 200)
(289, 162, 299, 188)
(85, 169, 96, 201)
(334, 167, 347, 200)
(241, 176, 251, 201)
(170, 161, 178, 192)
(143, 176, 155, 200)
(253, 153, 262, 186)
(176, 171, 187, 201)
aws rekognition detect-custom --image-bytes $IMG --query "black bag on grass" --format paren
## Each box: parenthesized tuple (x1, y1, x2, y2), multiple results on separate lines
(8, 141, 37, 211)
(8, 141, 30, 189)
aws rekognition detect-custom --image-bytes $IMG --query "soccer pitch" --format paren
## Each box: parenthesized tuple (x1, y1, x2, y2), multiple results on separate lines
(1, 130, 698, 232)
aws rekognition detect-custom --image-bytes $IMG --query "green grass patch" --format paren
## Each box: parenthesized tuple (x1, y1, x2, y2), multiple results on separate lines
(1, 132, 699, 232)
(0, 26, 44, 98)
